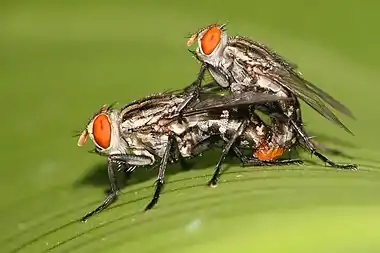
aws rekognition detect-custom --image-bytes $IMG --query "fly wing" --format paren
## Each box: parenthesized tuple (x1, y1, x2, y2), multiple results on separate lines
(229, 36, 355, 135)
(180, 91, 290, 117)
(269, 71, 355, 135)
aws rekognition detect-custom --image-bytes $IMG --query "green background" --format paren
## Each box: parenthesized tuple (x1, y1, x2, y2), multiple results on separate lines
(2, 0, 380, 252)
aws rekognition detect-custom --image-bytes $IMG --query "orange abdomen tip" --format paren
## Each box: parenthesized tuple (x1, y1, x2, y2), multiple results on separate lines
(93, 114, 111, 149)
(255, 146, 285, 161)
(200, 27, 221, 55)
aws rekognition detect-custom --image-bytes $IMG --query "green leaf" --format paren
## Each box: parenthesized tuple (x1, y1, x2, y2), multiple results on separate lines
(1, 1, 380, 252)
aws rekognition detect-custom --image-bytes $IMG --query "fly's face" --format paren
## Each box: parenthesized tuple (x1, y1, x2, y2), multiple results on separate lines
(187, 23, 228, 66)
(77, 104, 124, 155)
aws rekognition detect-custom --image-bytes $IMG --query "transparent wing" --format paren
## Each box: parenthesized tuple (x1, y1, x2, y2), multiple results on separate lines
(271, 72, 354, 135)
(180, 91, 290, 117)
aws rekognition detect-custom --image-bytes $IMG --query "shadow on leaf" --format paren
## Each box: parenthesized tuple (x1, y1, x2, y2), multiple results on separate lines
(74, 130, 378, 193)
(308, 131, 357, 149)
(74, 149, 243, 192)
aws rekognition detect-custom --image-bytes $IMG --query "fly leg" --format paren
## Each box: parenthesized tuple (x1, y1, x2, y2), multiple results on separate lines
(80, 154, 153, 222)
(208, 120, 249, 187)
(176, 63, 208, 114)
(145, 135, 175, 211)
(241, 157, 303, 166)
(289, 120, 358, 170)
(80, 157, 118, 222)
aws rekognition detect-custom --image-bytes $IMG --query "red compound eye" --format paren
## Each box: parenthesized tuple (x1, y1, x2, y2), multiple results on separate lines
(200, 27, 222, 55)
(92, 114, 111, 149)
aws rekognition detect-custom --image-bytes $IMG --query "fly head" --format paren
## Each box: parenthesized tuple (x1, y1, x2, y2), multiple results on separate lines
(77, 104, 125, 155)
(186, 23, 228, 66)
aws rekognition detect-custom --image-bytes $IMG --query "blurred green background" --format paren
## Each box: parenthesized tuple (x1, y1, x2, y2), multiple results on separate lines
(2, 0, 380, 252)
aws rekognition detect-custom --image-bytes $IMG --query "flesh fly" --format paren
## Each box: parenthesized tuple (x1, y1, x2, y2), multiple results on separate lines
(183, 23, 357, 170)
(77, 88, 299, 221)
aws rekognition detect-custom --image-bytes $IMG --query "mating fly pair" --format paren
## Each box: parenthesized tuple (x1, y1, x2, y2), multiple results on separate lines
(77, 87, 301, 221)
(76, 23, 358, 221)
(182, 23, 358, 170)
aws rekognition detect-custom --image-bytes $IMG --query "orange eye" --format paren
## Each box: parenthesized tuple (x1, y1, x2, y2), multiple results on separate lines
(92, 114, 111, 149)
(200, 27, 221, 55)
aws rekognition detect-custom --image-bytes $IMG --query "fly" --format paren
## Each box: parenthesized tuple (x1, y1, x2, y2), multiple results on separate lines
(182, 23, 357, 170)
(76, 89, 296, 221)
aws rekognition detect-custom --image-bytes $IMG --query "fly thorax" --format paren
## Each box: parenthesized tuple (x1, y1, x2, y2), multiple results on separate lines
(203, 54, 224, 69)
(223, 43, 242, 59)
(122, 133, 156, 164)
(121, 103, 173, 132)
(222, 47, 256, 90)
(229, 72, 253, 93)
(136, 133, 169, 159)
(231, 61, 251, 83)
(122, 114, 158, 132)
(256, 75, 287, 97)
(224, 45, 254, 67)
(224, 46, 287, 96)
